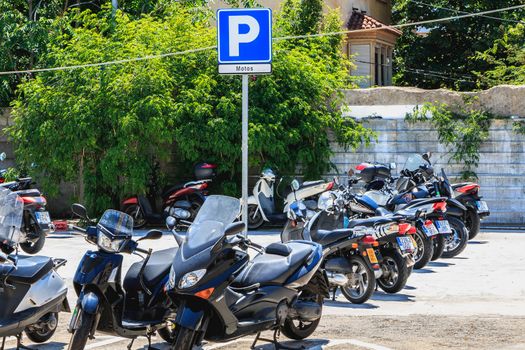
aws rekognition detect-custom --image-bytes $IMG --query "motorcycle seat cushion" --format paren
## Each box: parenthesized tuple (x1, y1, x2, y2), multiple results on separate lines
(6, 255, 53, 284)
(313, 228, 354, 246)
(231, 242, 315, 288)
(347, 216, 394, 228)
(124, 248, 177, 293)
(14, 189, 41, 197)
(375, 207, 392, 216)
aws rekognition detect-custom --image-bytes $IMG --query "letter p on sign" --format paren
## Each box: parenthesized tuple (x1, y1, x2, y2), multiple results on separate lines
(218, 8, 272, 68)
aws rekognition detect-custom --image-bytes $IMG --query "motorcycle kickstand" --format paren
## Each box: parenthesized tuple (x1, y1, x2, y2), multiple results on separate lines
(15, 334, 31, 350)
(127, 338, 135, 350)
(272, 329, 306, 350)
(332, 287, 337, 301)
(1, 336, 5, 350)
(146, 334, 159, 350)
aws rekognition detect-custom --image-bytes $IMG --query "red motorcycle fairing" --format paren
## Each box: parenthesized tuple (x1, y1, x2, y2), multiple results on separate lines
(21, 195, 47, 207)
(456, 184, 479, 194)
(122, 197, 139, 206)
(166, 182, 208, 203)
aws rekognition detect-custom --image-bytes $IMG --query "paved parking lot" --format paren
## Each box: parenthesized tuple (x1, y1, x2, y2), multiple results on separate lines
(3, 230, 525, 349)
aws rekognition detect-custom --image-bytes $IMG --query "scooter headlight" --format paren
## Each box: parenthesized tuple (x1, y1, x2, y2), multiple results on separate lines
(97, 233, 125, 253)
(178, 269, 206, 289)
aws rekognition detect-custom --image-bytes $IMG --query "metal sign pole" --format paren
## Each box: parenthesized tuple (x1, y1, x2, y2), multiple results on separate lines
(242, 74, 249, 235)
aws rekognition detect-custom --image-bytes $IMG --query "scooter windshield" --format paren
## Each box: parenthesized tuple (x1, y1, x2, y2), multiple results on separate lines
(404, 154, 426, 172)
(0, 188, 23, 245)
(98, 209, 134, 238)
(183, 195, 240, 257)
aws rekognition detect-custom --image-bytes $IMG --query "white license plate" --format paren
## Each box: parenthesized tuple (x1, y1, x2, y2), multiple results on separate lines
(396, 236, 414, 253)
(422, 222, 439, 237)
(35, 211, 51, 225)
(476, 201, 489, 213)
(435, 220, 452, 234)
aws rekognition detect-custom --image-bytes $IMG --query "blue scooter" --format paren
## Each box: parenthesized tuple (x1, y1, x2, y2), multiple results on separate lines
(67, 204, 178, 350)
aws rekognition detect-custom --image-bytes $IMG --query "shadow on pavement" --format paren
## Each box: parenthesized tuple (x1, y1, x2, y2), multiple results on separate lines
(428, 261, 455, 268)
(403, 285, 417, 290)
(372, 291, 415, 302)
(468, 241, 489, 245)
(6, 341, 68, 350)
(324, 300, 379, 309)
(413, 268, 435, 274)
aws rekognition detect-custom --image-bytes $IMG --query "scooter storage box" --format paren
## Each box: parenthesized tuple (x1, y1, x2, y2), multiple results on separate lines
(355, 163, 391, 183)
(194, 162, 217, 180)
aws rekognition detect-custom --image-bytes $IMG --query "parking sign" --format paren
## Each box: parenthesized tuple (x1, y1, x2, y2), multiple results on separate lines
(217, 8, 272, 74)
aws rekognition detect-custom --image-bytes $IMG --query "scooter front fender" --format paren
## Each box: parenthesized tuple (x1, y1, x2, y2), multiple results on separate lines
(247, 195, 258, 205)
(122, 197, 138, 206)
(81, 292, 99, 315)
(176, 301, 206, 331)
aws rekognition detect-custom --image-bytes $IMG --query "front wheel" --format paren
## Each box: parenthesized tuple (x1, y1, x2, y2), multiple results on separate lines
(441, 217, 469, 258)
(340, 255, 375, 304)
(247, 204, 264, 230)
(377, 250, 410, 294)
(19, 218, 46, 254)
(413, 230, 433, 270)
(25, 312, 58, 343)
(170, 326, 197, 350)
(67, 311, 95, 350)
(431, 234, 445, 261)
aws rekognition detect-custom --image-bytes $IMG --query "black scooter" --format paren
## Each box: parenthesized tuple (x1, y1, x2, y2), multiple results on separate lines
(164, 195, 328, 350)
(67, 204, 177, 350)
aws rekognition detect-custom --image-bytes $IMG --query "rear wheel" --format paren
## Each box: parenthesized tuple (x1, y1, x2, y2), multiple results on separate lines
(67, 310, 95, 350)
(466, 209, 481, 240)
(413, 230, 433, 269)
(247, 204, 264, 230)
(431, 234, 445, 261)
(441, 217, 469, 258)
(170, 326, 196, 350)
(281, 294, 322, 340)
(377, 250, 409, 294)
(340, 255, 375, 304)
(124, 204, 147, 228)
(19, 218, 46, 254)
(25, 312, 58, 343)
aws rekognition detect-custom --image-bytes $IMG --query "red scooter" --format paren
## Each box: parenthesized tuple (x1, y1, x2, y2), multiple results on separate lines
(121, 162, 217, 228)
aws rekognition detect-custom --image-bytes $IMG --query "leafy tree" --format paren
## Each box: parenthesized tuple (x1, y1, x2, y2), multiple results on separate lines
(10, 2, 373, 213)
(474, 23, 525, 88)
(392, 0, 525, 91)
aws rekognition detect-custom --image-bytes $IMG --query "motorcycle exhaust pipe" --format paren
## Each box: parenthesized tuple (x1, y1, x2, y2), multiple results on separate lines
(288, 300, 322, 322)
(326, 271, 349, 287)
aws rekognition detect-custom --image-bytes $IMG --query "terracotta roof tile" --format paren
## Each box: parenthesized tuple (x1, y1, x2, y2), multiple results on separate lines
(347, 11, 402, 35)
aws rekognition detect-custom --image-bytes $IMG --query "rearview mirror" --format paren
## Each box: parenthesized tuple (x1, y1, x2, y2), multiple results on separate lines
(422, 152, 432, 164)
(291, 179, 300, 191)
(72, 203, 89, 220)
(0, 152, 6, 162)
(224, 222, 246, 236)
(138, 229, 163, 241)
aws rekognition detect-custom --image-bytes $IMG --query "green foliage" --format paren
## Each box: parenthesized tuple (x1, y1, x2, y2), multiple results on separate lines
(406, 102, 491, 179)
(10, 2, 373, 212)
(392, 0, 525, 91)
(474, 23, 525, 88)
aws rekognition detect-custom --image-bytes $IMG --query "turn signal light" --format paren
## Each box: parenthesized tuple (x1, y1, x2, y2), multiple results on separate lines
(433, 201, 447, 212)
(351, 243, 358, 249)
(195, 287, 214, 300)
(360, 235, 377, 245)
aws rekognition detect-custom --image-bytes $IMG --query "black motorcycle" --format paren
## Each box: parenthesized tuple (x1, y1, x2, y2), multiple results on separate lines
(164, 195, 328, 350)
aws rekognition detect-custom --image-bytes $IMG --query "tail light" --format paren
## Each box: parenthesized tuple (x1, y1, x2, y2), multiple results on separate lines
(0, 179, 4, 183)
(398, 223, 412, 235)
(356, 163, 367, 171)
(200, 163, 217, 169)
(326, 181, 334, 191)
(457, 184, 479, 194)
(433, 201, 447, 212)
(197, 182, 208, 190)
(407, 226, 416, 234)
(360, 235, 379, 247)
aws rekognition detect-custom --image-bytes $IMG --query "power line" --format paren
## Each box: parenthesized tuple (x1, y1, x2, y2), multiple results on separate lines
(404, 68, 476, 84)
(0, 3, 524, 76)
(407, 0, 525, 25)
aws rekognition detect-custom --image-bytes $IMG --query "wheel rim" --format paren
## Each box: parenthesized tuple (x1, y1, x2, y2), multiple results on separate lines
(380, 256, 399, 287)
(444, 229, 461, 252)
(343, 259, 369, 299)
(127, 206, 146, 227)
(414, 232, 425, 262)
(248, 206, 262, 225)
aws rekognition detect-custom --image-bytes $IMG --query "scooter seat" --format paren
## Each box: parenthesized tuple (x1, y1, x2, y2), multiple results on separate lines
(375, 207, 392, 216)
(124, 248, 177, 293)
(231, 242, 316, 288)
(347, 216, 394, 228)
(14, 189, 41, 197)
(312, 228, 355, 246)
(5, 255, 53, 284)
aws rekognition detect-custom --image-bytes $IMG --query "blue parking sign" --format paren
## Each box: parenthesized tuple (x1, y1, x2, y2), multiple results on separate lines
(217, 8, 272, 74)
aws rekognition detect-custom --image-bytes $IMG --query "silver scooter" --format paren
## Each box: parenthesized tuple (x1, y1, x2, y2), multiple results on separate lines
(0, 189, 69, 350)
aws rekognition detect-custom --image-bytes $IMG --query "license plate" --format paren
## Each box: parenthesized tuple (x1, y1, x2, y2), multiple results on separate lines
(396, 236, 414, 253)
(476, 201, 489, 213)
(366, 248, 378, 264)
(435, 220, 452, 234)
(35, 211, 51, 225)
(422, 222, 439, 237)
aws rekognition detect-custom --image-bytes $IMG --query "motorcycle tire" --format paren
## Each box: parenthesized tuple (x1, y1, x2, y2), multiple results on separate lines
(281, 294, 323, 340)
(124, 204, 147, 229)
(441, 217, 469, 258)
(413, 230, 433, 270)
(377, 250, 410, 294)
(247, 204, 264, 230)
(431, 234, 445, 261)
(466, 208, 481, 240)
(19, 221, 45, 254)
(340, 255, 375, 304)
(67, 311, 95, 350)
(157, 323, 176, 343)
(25, 312, 58, 343)
(170, 326, 196, 350)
